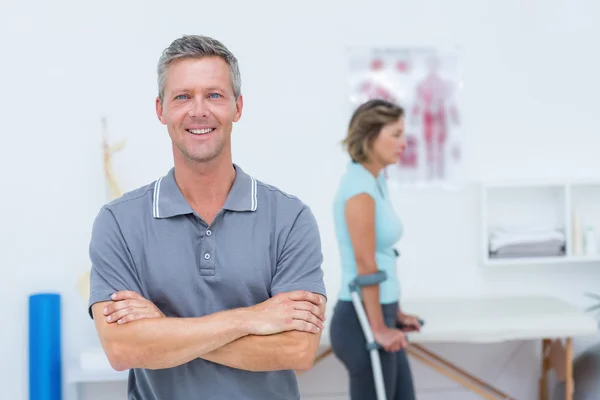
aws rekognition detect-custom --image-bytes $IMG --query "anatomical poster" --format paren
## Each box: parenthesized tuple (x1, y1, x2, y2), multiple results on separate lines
(347, 47, 465, 187)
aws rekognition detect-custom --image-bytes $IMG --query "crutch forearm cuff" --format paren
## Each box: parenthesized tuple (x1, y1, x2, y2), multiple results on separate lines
(349, 271, 387, 292)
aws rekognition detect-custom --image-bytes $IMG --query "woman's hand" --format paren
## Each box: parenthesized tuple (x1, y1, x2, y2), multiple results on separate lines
(103, 290, 166, 324)
(372, 326, 407, 352)
(396, 312, 422, 332)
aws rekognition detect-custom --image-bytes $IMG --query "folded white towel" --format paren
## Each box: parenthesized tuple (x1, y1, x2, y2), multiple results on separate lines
(489, 227, 565, 252)
(492, 240, 565, 257)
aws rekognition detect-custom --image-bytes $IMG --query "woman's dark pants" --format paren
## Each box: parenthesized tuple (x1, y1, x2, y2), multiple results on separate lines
(329, 300, 417, 400)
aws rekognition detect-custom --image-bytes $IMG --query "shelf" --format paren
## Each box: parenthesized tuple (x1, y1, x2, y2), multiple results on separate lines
(66, 347, 127, 384)
(484, 255, 600, 266)
(67, 367, 127, 383)
(480, 180, 600, 266)
(66, 343, 334, 385)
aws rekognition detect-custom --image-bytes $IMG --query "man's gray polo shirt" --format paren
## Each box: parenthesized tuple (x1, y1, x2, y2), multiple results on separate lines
(88, 164, 327, 400)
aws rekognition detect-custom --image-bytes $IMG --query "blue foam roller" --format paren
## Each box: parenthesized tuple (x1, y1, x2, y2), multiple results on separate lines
(29, 293, 62, 400)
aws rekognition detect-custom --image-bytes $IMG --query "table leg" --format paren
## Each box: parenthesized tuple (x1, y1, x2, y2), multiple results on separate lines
(408, 344, 515, 399)
(406, 347, 498, 400)
(544, 337, 574, 400)
(539, 339, 551, 400)
(565, 338, 573, 400)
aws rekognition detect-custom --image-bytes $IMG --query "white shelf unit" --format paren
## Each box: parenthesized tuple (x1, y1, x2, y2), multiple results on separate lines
(480, 180, 600, 266)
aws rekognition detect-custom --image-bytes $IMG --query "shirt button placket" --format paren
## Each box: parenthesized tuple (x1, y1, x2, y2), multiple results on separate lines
(201, 228, 215, 275)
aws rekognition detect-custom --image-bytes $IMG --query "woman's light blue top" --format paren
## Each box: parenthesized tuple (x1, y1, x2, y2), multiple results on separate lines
(333, 161, 403, 304)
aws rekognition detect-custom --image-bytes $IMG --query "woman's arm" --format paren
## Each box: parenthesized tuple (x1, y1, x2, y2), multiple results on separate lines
(345, 193, 386, 331)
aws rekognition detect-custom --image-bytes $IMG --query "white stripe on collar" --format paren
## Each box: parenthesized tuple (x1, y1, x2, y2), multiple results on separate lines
(153, 172, 257, 216)
(250, 176, 257, 211)
(153, 176, 163, 218)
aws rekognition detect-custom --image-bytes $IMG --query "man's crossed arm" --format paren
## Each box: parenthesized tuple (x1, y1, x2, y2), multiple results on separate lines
(92, 289, 326, 372)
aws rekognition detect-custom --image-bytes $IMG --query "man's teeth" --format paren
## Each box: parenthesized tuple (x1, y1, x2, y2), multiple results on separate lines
(188, 128, 214, 135)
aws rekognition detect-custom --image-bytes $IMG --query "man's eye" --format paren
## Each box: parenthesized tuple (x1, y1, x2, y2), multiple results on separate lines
(208, 93, 222, 98)
(175, 95, 188, 100)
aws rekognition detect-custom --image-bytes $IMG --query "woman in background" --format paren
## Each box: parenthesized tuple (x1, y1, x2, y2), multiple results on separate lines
(330, 99, 421, 400)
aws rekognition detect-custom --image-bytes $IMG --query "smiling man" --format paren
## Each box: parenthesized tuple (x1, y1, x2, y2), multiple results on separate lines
(87, 35, 327, 400)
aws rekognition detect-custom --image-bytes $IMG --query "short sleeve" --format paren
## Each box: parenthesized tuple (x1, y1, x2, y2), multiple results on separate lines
(87, 206, 143, 319)
(270, 206, 327, 299)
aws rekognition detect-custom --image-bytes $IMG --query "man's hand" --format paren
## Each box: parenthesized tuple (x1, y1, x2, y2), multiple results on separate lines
(396, 311, 422, 332)
(101, 289, 325, 337)
(103, 290, 165, 324)
(244, 291, 325, 335)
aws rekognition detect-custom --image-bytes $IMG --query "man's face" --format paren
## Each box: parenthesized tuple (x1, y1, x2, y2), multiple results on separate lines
(156, 56, 243, 164)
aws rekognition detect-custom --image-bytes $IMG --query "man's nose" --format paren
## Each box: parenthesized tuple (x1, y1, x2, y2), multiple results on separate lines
(189, 97, 209, 118)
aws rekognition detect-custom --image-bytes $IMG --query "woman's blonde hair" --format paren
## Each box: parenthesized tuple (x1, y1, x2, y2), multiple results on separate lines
(342, 99, 404, 162)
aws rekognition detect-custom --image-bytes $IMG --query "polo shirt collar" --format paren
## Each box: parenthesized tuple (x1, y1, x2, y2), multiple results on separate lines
(152, 168, 193, 219)
(152, 164, 257, 219)
(223, 164, 258, 212)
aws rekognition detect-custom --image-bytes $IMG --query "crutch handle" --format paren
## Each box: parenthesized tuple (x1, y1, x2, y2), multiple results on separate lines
(396, 318, 425, 331)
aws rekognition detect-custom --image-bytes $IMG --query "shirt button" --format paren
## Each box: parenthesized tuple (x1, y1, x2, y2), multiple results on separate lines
(206, 230, 212, 236)
(204, 253, 211, 260)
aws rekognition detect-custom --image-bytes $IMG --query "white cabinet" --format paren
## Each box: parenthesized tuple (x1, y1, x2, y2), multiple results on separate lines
(480, 180, 600, 266)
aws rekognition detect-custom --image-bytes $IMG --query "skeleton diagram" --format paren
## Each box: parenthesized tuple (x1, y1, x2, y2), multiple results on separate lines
(410, 57, 460, 180)
(102, 117, 126, 200)
(77, 117, 125, 300)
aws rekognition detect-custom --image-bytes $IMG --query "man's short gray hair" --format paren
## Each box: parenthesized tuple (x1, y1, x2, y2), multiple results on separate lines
(157, 35, 241, 102)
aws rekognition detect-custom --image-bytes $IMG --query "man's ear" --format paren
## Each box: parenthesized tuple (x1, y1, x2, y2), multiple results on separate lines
(156, 97, 166, 124)
(233, 94, 243, 122)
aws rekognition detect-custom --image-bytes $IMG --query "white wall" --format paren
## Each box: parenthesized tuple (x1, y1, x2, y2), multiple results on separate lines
(2, 0, 600, 399)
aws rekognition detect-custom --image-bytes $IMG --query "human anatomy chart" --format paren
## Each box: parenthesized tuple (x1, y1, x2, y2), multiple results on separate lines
(347, 47, 464, 186)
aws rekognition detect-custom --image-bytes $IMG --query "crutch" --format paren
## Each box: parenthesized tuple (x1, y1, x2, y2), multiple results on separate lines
(349, 270, 389, 400)
(349, 271, 426, 400)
